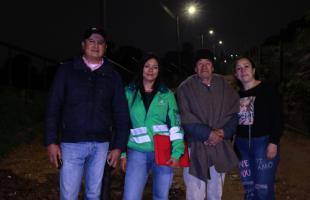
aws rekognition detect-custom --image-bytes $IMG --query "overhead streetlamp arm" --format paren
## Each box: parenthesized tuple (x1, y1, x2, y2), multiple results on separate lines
(160, 1, 176, 20)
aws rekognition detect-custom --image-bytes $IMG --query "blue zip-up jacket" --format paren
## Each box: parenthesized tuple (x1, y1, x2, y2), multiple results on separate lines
(44, 57, 130, 150)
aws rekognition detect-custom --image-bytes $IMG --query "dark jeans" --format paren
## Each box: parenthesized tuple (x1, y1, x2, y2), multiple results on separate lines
(235, 136, 280, 200)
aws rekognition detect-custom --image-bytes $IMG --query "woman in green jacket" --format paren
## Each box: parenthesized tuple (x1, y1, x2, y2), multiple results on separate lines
(121, 53, 185, 200)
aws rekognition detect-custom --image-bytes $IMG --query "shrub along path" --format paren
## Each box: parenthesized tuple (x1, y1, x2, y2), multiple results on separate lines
(0, 131, 309, 200)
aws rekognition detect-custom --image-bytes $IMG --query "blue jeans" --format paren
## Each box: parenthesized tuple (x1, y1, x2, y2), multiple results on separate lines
(235, 136, 280, 200)
(60, 142, 109, 200)
(123, 149, 173, 200)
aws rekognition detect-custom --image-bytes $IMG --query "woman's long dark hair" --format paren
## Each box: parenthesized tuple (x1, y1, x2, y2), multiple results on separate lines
(131, 53, 162, 107)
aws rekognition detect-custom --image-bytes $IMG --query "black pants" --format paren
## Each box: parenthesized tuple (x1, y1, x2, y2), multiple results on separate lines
(101, 164, 114, 200)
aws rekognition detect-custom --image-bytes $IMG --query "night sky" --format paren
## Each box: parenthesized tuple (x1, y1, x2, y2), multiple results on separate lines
(1, 0, 310, 61)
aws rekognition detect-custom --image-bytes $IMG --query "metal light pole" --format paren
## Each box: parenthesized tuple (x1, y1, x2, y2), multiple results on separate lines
(218, 40, 224, 61)
(176, 15, 182, 74)
(160, 2, 179, 51)
(99, 0, 103, 25)
(201, 29, 214, 49)
(176, 15, 181, 56)
(104, 0, 107, 27)
(99, 0, 107, 27)
(160, 2, 197, 72)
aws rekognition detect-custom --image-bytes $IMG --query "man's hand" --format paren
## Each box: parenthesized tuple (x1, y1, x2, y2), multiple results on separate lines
(214, 129, 224, 138)
(266, 143, 278, 160)
(47, 144, 61, 168)
(204, 129, 224, 146)
(120, 157, 127, 172)
(107, 149, 121, 168)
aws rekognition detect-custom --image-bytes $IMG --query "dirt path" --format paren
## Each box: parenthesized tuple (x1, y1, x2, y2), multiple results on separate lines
(0, 131, 309, 199)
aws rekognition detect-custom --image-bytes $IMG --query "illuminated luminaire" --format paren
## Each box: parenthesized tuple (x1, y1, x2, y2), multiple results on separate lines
(218, 40, 223, 45)
(209, 29, 214, 35)
(224, 59, 227, 63)
(187, 5, 197, 15)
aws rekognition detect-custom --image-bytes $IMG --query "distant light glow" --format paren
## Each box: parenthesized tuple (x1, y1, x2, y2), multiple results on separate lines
(209, 29, 214, 35)
(218, 40, 223, 45)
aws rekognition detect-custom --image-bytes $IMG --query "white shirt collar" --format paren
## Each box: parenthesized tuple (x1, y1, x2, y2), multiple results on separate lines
(82, 56, 104, 71)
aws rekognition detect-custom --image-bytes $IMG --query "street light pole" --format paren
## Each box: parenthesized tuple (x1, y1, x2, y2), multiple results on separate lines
(160, 2, 197, 74)
(176, 15, 182, 74)
(159, 2, 180, 52)
(218, 40, 224, 60)
(201, 29, 214, 49)
(176, 15, 181, 53)
(99, 0, 103, 25)
(99, 0, 107, 27)
(213, 44, 216, 56)
(103, 0, 107, 27)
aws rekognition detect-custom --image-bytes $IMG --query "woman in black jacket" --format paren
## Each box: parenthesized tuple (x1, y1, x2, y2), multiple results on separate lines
(234, 56, 283, 200)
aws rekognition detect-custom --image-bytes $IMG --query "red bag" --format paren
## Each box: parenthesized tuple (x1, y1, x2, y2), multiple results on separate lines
(153, 134, 189, 167)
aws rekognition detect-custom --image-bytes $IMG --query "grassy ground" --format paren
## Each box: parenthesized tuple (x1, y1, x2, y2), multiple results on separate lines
(0, 132, 310, 199)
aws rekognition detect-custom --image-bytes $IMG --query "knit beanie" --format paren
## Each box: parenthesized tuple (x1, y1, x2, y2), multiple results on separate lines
(193, 49, 214, 66)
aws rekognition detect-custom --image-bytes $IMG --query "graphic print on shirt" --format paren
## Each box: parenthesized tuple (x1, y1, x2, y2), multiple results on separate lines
(238, 96, 256, 125)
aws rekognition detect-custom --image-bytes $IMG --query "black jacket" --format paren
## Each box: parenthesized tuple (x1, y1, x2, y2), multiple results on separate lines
(44, 57, 130, 150)
(237, 81, 283, 144)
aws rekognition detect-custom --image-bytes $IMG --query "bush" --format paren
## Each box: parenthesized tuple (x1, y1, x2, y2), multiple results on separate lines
(285, 79, 310, 134)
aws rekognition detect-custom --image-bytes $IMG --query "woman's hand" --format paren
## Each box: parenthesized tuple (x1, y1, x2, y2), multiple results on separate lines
(120, 157, 127, 172)
(166, 157, 179, 168)
(266, 143, 278, 160)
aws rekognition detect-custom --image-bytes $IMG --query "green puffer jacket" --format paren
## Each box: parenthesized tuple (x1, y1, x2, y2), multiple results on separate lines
(124, 82, 184, 160)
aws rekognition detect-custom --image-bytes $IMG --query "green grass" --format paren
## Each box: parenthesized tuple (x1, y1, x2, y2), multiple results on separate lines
(0, 86, 46, 158)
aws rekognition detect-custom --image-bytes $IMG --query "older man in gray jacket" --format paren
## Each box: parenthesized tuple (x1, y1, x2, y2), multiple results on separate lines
(177, 49, 239, 200)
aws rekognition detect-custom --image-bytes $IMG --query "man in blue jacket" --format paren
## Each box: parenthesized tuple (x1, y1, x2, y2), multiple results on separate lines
(44, 27, 130, 200)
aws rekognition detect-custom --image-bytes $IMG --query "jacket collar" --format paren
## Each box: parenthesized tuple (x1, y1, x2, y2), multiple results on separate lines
(127, 81, 168, 94)
(73, 56, 112, 73)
